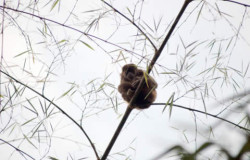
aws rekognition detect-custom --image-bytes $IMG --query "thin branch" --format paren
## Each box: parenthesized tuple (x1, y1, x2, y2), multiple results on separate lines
(100, 107, 133, 160)
(153, 103, 250, 132)
(101, 0, 193, 159)
(0, 5, 147, 61)
(0, 5, 175, 76)
(129, 0, 193, 112)
(0, 0, 6, 108)
(102, 0, 157, 51)
(222, 0, 250, 7)
(0, 138, 35, 160)
(63, 0, 79, 24)
(0, 70, 100, 160)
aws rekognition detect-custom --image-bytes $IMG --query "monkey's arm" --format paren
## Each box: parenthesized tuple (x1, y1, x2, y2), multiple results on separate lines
(118, 81, 133, 93)
(118, 81, 136, 102)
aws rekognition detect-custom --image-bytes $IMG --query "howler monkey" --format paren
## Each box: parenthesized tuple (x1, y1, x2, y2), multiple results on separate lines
(118, 64, 157, 109)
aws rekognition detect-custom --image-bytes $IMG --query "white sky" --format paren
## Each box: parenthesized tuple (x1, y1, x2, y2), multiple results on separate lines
(1, 0, 250, 160)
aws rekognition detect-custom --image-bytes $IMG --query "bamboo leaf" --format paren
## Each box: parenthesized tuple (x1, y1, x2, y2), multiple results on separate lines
(58, 86, 75, 99)
(162, 92, 175, 114)
(80, 40, 94, 50)
(51, 0, 60, 11)
(143, 72, 149, 88)
(169, 93, 174, 119)
(24, 135, 37, 149)
(21, 117, 36, 126)
(14, 50, 30, 58)
(48, 156, 59, 160)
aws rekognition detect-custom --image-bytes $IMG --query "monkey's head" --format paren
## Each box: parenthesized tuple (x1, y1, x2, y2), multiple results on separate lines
(121, 64, 138, 81)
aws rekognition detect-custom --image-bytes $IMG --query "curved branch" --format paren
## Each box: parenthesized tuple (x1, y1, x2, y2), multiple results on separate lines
(102, 0, 157, 51)
(0, 5, 145, 61)
(153, 103, 250, 132)
(101, 0, 193, 159)
(222, 0, 250, 7)
(0, 5, 175, 76)
(0, 138, 35, 160)
(130, 0, 192, 110)
(0, 70, 100, 160)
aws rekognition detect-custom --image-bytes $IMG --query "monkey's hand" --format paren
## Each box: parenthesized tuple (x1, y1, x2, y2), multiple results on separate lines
(118, 82, 132, 93)
(131, 79, 141, 89)
(127, 88, 135, 97)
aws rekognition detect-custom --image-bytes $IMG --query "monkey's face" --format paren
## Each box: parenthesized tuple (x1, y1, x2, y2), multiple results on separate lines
(122, 64, 137, 81)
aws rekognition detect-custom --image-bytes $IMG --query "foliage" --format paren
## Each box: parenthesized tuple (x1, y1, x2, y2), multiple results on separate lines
(0, 0, 249, 160)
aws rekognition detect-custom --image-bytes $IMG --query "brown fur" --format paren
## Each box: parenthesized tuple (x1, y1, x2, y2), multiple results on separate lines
(118, 64, 157, 109)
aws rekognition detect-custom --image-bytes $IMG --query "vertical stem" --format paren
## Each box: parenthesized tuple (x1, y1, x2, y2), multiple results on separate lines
(101, 107, 133, 160)
(101, 0, 192, 159)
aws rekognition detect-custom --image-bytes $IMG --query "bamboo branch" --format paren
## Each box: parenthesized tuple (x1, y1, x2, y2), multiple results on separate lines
(0, 138, 35, 160)
(102, 0, 157, 51)
(153, 103, 250, 132)
(222, 0, 250, 7)
(101, 0, 193, 159)
(0, 70, 100, 160)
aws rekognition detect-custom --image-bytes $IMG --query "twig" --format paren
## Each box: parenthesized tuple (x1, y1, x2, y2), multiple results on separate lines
(102, 0, 157, 51)
(0, 4, 175, 77)
(0, 5, 146, 62)
(153, 103, 250, 132)
(101, 0, 193, 159)
(222, 0, 250, 7)
(0, 70, 100, 160)
(0, 0, 6, 108)
(0, 138, 35, 160)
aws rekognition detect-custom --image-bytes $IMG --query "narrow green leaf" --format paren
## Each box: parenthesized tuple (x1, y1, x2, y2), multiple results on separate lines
(226, 37, 234, 51)
(26, 98, 38, 115)
(196, 1, 205, 24)
(97, 83, 106, 91)
(143, 72, 149, 88)
(48, 156, 59, 160)
(31, 122, 43, 138)
(51, 0, 60, 11)
(162, 96, 171, 113)
(57, 39, 67, 44)
(126, 7, 133, 17)
(80, 40, 94, 50)
(169, 93, 174, 119)
(24, 135, 37, 149)
(244, 62, 250, 77)
(8, 123, 16, 136)
(162, 92, 175, 113)
(21, 117, 36, 126)
(87, 78, 99, 85)
(58, 86, 75, 99)
(160, 72, 176, 75)
(14, 50, 30, 58)
(183, 132, 189, 143)
(144, 85, 157, 100)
